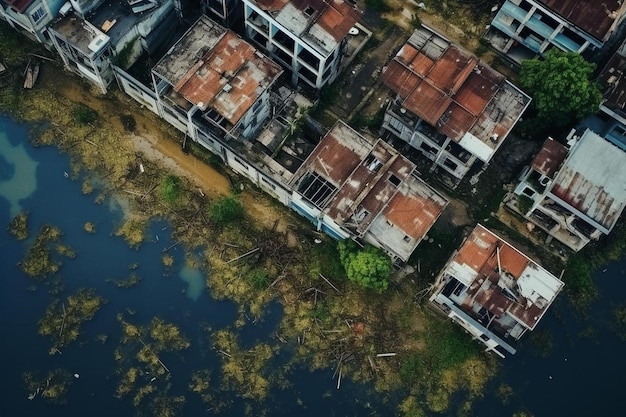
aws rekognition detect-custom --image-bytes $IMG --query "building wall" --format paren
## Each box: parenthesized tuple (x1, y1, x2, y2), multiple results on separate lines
(489, 0, 597, 58)
(242, 0, 340, 90)
(0, 0, 64, 43)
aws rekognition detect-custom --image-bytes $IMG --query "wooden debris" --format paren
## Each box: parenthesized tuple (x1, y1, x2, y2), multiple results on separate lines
(319, 273, 341, 294)
(226, 247, 260, 264)
(376, 352, 396, 357)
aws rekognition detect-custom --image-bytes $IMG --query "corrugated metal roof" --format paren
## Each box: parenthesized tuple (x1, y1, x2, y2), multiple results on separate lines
(3, 0, 33, 13)
(248, 0, 362, 56)
(153, 16, 281, 126)
(531, 137, 568, 178)
(382, 26, 530, 159)
(291, 121, 447, 261)
(540, 0, 625, 41)
(598, 39, 626, 111)
(446, 224, 563, 331)
(549, 129, 626, 233)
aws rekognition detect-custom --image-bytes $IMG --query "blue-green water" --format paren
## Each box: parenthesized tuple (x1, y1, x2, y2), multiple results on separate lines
(1, 113, 625, 417)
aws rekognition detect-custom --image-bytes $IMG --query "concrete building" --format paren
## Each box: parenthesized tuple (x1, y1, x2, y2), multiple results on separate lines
(48, 0, 178, 93)
(290, 120, 448, 263)
(242, 0, 363, 91)
(381, 26, 531, 186)
(151, 15, 283, 144)
(430, 224, 564, 357)
(0, 0, 65, 43)
(508, 129, 626, 251)
(484, 0, 626, 63)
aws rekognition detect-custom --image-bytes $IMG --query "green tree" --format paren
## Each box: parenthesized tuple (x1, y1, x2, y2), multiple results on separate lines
(520, 50, 602, 128)
(337, 239, 391, 293)
(160, 174, 181, 204)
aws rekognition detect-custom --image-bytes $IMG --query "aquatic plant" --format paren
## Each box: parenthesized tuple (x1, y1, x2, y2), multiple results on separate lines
(21, 225, 63, 279)
(107, 273, 141, 288)
(115, 217, 147, 248)
(162, 253, 174, 267)
(22, 369, 71, 404)
(8, 211, 28, 240)
(38, 288, 105, 352)
(84, 222, 96, 233)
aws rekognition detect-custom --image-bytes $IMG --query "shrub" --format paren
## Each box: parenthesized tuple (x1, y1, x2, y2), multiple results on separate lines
(160, 174, 181, 204)
(73, 104, 98, 125)
(337, 239, 391, 293)
(210, 196, 243, 224)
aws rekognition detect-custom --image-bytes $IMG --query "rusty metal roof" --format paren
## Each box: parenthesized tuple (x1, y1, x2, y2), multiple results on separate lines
(291, 121, 447, 261)
(382, 26, 530, 160)
(247, 0, 362, 56)
(153, 16, 282, 127)
(448, 225, 563, 331)
(540, 0, 625, 41)
(531, 137, 568, 178)
(548, 129, 626, 233)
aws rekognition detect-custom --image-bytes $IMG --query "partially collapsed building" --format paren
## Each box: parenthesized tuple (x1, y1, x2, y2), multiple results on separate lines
(430, 224, 564, 357)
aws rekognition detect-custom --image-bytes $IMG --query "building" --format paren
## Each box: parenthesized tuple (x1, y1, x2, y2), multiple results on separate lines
(151, 15, 283, 144)
(242, 0, 364, 91)
(381, 26, 531, 185)
(508, 129, 626, 251)
(485, 0, 626, 64)
(290, 120, 448, 263)
(48, 0, 178, 93)
(0, 0, 65, 43)
(594, 37, 626, 144)
(430, 224, 564, 357)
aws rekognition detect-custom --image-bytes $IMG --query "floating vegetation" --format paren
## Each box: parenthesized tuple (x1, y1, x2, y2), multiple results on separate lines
(96, 333, 109, 344)
(107, 273, 141, 288)
(23, 369, 72, 404)
(162, 253, 174, 267)
(115, 217, 147, 248)
(21, 224, 63, 279)
(54, 243, 76, 259)
(114, 315, 190, 408)
(84, 221, 96, 233)
(213, 329, 273, 400)
(188, 369, 212, 404)
(38, 288, 105, 353)
(81, 179, 94, 194)
(8, 211, 28, 240)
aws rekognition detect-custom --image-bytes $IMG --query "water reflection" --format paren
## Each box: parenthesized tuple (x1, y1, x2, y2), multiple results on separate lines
(179, 265, 205, 301)
(0, 130, 39, 217)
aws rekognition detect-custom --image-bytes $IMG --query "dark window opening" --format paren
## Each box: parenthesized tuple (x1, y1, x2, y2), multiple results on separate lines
(298, 172, 337, 208)
(304, 6, 315, 16)
(389, 174, 401, 187)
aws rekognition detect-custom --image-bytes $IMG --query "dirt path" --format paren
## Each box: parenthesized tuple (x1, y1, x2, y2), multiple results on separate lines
(44, 66, 295, 239)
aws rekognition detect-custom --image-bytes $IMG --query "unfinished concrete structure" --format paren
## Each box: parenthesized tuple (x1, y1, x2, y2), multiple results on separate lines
(508, 129, 626, 252)
(430, 224, 564, 357)
(242, 0, 363, 91)
(484, 0, 626, 63)
(290, 120, 448, 263)
(381, 26, 531, 186)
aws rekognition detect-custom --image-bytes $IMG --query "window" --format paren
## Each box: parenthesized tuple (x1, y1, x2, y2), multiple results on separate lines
(304, 6, 315, 16)
(234, 157, 248, 169)
(388, 174, 401, 187)
(31, 6, 46, 24)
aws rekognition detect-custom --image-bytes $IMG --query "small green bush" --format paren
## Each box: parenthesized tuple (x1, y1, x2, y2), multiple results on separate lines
(210, 196, 243, 224)
(160, 174, 181, 204)
(73, 104, 98, 125)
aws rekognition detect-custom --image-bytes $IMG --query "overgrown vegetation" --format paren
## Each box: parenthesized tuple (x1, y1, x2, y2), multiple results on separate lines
(8, 211, 28, 240)
(73, 103, 98, 125)
(160, 174, 181, 204)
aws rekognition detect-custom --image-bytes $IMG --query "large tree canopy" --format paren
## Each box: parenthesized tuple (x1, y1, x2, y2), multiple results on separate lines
(520, 50, 602, 128)
(337, 240, 392, 293)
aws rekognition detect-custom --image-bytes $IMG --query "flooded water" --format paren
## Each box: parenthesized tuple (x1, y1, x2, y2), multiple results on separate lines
(1, 113, 625, 417)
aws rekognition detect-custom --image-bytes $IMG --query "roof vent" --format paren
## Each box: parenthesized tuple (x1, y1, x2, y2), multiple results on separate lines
(223, 84, 232, 93)
(490, 133, 499, 143)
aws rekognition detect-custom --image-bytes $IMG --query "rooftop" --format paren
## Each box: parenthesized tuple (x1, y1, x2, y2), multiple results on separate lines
(539, 0, 625, 41)
(153, 16, 282, 127)
(291, 121, 447, 261)
(382, 26, 530, 162)
(531, 137, 568, 179)
(548, 129, 626, 234)
(598, 38, 626, 112)
(2, 0, 33, 13)
(247, 0, 362, 57)
(52, 14, 110, 56)
(443, 224, 563, 331)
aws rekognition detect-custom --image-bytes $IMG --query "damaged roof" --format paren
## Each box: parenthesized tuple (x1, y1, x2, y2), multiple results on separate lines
(247, 0, 362, 56)
(153, 16, 282, 126)
(2, 0, 33, 13)
(539, 0, 625, 41)
(446, 224, 563, 331)
(548, 129, 626, 234)
(291, 121, 447, 261)
(531, 137, 568, 178)
(382, 26, 531, 162)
